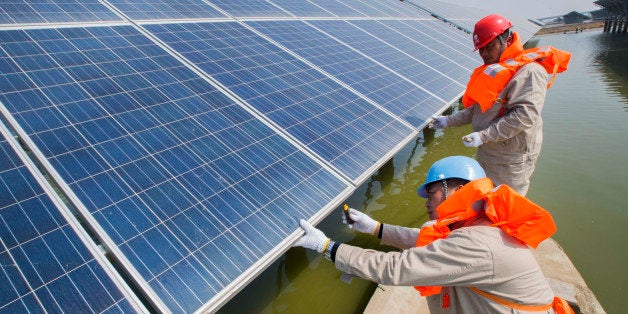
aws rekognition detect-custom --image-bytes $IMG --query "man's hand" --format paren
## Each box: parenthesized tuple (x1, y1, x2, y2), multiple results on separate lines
(429, 116, 448, 129)
(343, 208, 379, 234)
(462, 132, 483, 147)
(293, 219, 329, 253)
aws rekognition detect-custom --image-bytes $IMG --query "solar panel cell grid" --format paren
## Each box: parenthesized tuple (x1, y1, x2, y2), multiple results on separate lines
(0, 132, 143, 313)
(207, 0, 291, 18)
(350, 20, 472, 85)
(336, 0, 394, 17)
(265, 0, 335, 17)
(106, 0, 226, 20)
(247, 19, 446, 126)
(0, 0, 121, 24)
(145, 21, 414, 181)
(391, 20, 480, 69)
(309, 19, 464, 103)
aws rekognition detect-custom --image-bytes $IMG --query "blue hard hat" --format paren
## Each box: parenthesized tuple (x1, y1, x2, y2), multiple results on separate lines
(417, 156, 486, 198)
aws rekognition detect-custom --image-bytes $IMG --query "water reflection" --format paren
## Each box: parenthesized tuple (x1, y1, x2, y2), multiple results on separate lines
(593, 33, 628, 102)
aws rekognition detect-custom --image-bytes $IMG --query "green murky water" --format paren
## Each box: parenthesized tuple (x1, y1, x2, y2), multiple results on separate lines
(221, 30, 627, 313)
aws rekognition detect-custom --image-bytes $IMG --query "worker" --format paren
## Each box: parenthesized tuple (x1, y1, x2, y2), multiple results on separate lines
(430, 14, 571, 195)
(293, 156, 573, 313)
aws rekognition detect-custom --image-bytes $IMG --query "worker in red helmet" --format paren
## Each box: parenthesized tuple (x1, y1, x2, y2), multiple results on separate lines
(430, 14, 571, 195)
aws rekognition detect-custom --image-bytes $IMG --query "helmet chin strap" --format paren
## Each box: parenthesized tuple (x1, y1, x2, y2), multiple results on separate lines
(442, 179, 449, 199)
(497, 28, 512, 60)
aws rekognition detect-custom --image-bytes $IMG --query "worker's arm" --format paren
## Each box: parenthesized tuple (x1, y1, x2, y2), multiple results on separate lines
(343, 208, 423, 249)
(380, 223, 421, 249)
(444, 105, 474, 127)
(293, 220, 494, 287)
(334, 227, 495, 287)
(476, 63, 549, 144)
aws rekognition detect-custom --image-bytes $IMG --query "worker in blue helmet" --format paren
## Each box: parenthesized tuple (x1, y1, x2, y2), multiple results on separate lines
(293, 156, 569, 313)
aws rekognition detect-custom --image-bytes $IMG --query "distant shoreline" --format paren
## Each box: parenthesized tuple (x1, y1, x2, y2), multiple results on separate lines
(536, 21, 605, 35)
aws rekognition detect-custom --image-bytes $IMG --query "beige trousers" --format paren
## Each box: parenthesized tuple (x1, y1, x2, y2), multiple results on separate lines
(479, 156, 537, 196)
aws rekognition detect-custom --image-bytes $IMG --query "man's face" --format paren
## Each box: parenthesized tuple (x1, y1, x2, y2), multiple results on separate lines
(479, 37, 502, 65)
(425, 182, 447, 220)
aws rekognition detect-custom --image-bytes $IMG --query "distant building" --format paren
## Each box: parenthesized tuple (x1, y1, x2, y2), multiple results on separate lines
(563, 11, 591, 24)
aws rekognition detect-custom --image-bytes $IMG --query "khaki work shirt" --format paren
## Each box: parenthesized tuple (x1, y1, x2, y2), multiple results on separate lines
(334, 218, 555, 313)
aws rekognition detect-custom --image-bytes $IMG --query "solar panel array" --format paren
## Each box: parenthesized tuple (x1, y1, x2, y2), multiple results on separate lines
(0, 0, 536, 312)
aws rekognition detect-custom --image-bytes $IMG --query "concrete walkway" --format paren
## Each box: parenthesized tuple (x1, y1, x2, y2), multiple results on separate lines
(363, 238, 605, 313)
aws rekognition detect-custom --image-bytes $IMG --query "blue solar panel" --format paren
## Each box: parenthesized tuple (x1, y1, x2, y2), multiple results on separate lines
(404, 0, 541, 42)
(0, 0, 121, 24)
(368, 0, 428, 17)
(261, 0, 335, 17)
(207, 0, 291, 18)
(291, 0, 366, 17)
(338, 0, 415, 17)
(0, 25, 352, 312)
(402, 0, 482, 32)
(0, 123, 146, 313)
(350, 20, 473, 85)
(145, 21, 415, 181)
(308, 19, 465, 103)
(107, 0, 226, 20)
(246, 20, 445, 126)
(382, 20, 480, 70)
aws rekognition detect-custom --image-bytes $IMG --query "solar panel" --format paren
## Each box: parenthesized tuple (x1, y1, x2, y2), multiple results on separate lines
(0, 25, 352, 312)
(145, 21, 415, 181)
(206, 0, 291, 18)
(0, 120, 147, 313)
(106, 0, 227, 20)
(403, 0, 487, 33)
(330, 0, 403, 17)
(308, 19, 465, 103)
(246, 19, 445, 126)
(352, 20, 473, 84)
(366, 0, 429, 18)
(386, 19, 480, 69)
(258, 0, 336, 18)
(404, 0, 541, 43)
(0, 0, 122, 24)
(292, 0, 368, 17)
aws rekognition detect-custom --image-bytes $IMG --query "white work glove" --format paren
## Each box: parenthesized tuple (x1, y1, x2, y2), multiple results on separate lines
(343, 208, 379, 234)
(428, 115, 447, 129)
(462, 132, 483, 147)
(293, 219, 329, 253)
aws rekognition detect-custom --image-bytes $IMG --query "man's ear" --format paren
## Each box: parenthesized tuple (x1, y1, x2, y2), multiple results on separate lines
(452, 185, 465, 194)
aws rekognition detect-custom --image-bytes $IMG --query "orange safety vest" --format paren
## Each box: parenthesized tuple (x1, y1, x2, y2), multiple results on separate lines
(413, 178, 557, 298)
(461, 32, 571, 112)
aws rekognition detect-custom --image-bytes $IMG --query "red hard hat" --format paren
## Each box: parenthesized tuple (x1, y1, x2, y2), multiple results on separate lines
(472, 14, 512, 51)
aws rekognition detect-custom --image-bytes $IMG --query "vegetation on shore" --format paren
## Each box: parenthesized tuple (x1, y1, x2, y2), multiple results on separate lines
(536, 21, 605, 35)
